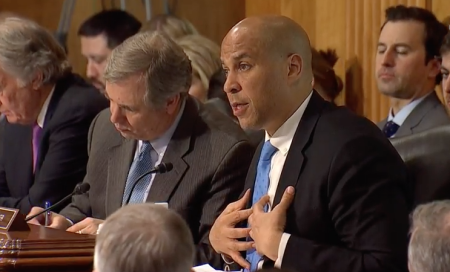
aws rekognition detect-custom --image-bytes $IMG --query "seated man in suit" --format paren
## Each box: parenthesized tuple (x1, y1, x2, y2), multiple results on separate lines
(0, 17, 108, 214)
(78, 9, 141, 92)
(28, 31, 254, 268)
(209, 15, 410, 272)
(94, 203, 194, 272)
(376, 6, 450, 138)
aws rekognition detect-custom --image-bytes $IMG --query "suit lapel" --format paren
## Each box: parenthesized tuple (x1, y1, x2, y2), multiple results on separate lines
(35, 75, 72, 175)
(5, 124, 33, 194)
(272, 91, 324, 206)
(43, 74, 72, 125)
(146, 98, 195, 203)
(396, 91, 440, 137)
(105, 138, 136, 215)
(244, 143, 262, 209)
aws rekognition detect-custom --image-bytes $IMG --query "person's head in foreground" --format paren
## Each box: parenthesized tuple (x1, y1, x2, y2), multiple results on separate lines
(79, 9, 141, 91)
(0, 17, 71, 124)
(408, 200, 450, 272)
(103, 30, 191, 141)
(94, 203, 195, 272)
(440, 32, 450, 110)
(221, 15, 313, 135)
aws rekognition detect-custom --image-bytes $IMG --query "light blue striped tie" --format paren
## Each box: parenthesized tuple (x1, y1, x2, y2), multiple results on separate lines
(122, 141, 154, 205)
(245, 140, 278, 272)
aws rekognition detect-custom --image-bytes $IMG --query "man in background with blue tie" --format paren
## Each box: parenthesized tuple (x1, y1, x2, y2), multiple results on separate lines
(28, 30, 254, 268)
(209, 15, 411, 272)
(376, 6, 450, 138)
(0, 17, 108, 214)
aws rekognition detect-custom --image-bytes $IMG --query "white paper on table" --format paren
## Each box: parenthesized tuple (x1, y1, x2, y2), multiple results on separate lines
(192, 264, 241, 272)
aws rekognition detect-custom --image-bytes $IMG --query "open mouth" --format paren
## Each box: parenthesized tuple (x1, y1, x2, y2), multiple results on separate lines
(231, 102, 249, 116)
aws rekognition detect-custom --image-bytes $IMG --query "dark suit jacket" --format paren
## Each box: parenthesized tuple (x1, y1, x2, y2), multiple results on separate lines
(0, 73, 108, 214)
(390, 125, 450, 206)
(59, 97, 255, 268)
(244, 91, 410, 272)
(377, 91, 450, 137)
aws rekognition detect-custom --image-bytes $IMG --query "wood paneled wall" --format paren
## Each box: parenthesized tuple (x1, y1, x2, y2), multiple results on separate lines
(0, 0, 245, 84)
(1, 0, 449, 122)
(246, 0, 450, 122)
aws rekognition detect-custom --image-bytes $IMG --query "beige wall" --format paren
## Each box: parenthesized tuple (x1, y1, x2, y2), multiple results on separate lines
(1, 0, 449, 122)
(246, 0, 450, 122)
(0, 0, 245, 81)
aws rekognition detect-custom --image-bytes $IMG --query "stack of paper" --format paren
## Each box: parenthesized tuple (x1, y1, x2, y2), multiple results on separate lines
(193, 264, 241, 272)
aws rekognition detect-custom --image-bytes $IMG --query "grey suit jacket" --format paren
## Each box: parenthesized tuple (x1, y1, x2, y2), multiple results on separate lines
(390, 125, 450, 206)
(377, 91, 450, 137)
(59, 97, 255, 268)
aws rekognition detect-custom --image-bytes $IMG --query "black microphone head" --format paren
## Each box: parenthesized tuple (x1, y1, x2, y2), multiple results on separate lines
(158, 162, 173, 173)
(75, 183, 90, 194)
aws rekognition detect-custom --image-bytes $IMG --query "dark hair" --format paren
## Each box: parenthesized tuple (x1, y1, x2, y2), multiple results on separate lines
(441, 32, 450, 56)
(381, 5, 448, 84)
(78, 9, 141, 49)
(311, 48, 343, 102)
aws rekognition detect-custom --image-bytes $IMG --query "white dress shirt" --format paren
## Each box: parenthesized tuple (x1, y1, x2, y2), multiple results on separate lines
(221, 92, 312, 269)
(36, 86, 55, 128)
(259, 91, 312, 269)
(132, 99, 185, 201)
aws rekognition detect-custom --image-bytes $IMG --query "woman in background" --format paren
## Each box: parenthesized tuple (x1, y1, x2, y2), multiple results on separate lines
(176, 34, 222, 102)
(140, 14, 198, 40)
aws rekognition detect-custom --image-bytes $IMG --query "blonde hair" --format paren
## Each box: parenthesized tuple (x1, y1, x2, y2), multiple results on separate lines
(0, 17, 71, 86)
(140, 14, 198, 40)
(176, 34, 221, 94)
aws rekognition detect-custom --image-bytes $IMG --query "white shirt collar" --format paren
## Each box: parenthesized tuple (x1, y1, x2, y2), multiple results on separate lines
(387, 92, 431, 126)
(36, 86, 56, 128)
(265, 91, 313, 155)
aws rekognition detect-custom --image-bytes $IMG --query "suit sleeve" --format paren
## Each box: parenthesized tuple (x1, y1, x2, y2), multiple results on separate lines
(58, 113, 101, 223)
(0, 120, 10, 198)
(281, 135, 410, 272)
(196, 140, 255, 269)
(0, 106, 101, 214)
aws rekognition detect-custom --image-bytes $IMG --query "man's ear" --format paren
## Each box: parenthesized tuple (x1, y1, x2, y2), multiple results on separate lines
(166, 94, 181, 114)
(30, 71, 44, 90)
(427, 57, 441, 79)
(286, 53, 303, 86)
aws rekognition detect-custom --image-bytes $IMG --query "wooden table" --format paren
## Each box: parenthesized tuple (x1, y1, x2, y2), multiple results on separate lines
(0, 224, 95, 272)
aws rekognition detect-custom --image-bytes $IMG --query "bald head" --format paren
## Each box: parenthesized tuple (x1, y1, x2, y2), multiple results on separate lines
(221, 15, 314, 135)
(224, 15, 312, 73)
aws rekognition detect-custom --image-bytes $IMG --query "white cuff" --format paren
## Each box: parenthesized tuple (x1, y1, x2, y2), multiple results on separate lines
(65, 217, 74, 226)
(274, 233, 291, 268)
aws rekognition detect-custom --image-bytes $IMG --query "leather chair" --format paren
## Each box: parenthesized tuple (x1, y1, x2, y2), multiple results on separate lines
(390, 125, 450, 206)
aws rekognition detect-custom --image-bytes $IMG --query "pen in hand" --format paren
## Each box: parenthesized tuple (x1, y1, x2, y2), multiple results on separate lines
(44, 201, 51, 227)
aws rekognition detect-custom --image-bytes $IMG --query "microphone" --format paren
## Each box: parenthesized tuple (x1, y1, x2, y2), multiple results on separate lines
(124, 162, 173, 205)
(25, 183, 90, 222)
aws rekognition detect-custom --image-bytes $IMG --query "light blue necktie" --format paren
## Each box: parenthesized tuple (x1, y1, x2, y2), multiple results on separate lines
(122, 141, 154, 205)
(246, 140, 278, 272)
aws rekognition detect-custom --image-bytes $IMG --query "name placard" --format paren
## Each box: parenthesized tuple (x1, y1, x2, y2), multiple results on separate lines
(0, 207, 29, 232)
